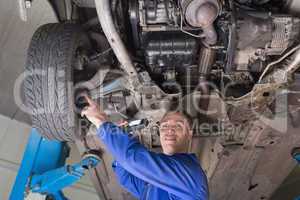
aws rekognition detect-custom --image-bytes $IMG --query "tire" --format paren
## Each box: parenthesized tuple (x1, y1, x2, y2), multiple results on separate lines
(24, 23, 91, 141)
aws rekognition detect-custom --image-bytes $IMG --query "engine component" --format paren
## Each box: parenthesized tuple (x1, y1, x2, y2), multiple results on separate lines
(129, 0, 181, 44)
(280, 46, 300, 75)
(197, 46, 216, 118)
(235, 0, 271, 5)
(181, 0, 221, 45)
(180, 0, 220, 117)
(183, 0, 219, 28)
(129, 0, 216, 47)
(144, 32, 198, 72)
(228, 44, 300, 123)
(129, 0, 182, 48)
(267, 16, 300, 55)
(141, 0, 179, 26)
(198, 47, 216, 76)
(285, 0, 300, 16)
(233, 12, 300, 71)
(73, 0, 95, 8)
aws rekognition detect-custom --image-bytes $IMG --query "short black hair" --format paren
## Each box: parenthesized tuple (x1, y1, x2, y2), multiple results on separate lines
(160, 111, 193, 131)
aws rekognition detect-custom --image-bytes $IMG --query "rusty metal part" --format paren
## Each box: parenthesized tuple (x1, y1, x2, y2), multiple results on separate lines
(259, 45, 300, 83)
(286, 49, 300, 74)
(227, 45, 300, 123)
(260, 47, 300, 84)
(94, 0, 141, 91)
(198, 47, 216, 75)
(225, 0, 237, 73)
(197, 47, 216, 117)
(197, 76, 211, 120)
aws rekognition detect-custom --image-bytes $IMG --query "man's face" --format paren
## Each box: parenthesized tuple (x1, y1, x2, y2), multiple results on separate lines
(159, 113, 192, 155)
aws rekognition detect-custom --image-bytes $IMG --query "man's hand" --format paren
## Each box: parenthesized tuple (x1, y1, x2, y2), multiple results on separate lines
(81, 95, 108, 129)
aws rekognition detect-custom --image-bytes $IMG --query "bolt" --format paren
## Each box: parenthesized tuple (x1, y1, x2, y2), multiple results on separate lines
(145, 94, 152, 99)
(150, 103, 156, 109)
(25, 0, 31, 8)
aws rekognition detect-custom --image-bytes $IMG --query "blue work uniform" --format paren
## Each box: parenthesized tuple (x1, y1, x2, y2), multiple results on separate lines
(97, 122, 209, 200)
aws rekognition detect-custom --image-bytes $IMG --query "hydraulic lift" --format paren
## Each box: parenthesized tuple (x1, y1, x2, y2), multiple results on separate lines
(9, 128, 102, 200)
(9, 119, 147, 200)
(292, 148, 300, 200)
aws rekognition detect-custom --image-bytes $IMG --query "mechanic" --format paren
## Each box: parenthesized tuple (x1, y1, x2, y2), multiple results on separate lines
(81, 95, 209, 200)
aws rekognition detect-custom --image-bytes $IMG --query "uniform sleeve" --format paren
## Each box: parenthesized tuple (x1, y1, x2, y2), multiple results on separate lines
(112, 160, 146, 198)
(97, 122, 208, 200)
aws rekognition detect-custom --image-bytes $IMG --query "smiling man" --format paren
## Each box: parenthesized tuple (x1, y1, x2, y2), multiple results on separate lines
(81, 96, 209, 200)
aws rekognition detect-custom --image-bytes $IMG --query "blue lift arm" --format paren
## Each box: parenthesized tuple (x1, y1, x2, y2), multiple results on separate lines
(9, 128, 101, 200)
(292, 147, 300, 200)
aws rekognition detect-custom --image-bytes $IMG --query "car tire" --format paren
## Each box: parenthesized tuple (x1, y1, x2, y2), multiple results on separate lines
(24, 23, 91, 141)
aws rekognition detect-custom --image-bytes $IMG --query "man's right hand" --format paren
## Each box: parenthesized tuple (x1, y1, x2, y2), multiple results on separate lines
(81, 95, 108, 129)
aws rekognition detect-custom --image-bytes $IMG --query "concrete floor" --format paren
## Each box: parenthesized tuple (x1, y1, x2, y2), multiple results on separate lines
(0, 0, 299, 199)
(271, 166, 300, 200)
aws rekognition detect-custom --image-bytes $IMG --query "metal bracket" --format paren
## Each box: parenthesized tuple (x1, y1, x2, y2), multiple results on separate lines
(18, 0, 32, 21)
(30, 155, 100, 195)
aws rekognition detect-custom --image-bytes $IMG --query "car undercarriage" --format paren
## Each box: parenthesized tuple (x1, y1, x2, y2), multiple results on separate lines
(21, 0, 300, 199)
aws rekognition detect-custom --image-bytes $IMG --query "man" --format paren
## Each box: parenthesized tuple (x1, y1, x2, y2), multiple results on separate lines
(81, 95, 209, 200)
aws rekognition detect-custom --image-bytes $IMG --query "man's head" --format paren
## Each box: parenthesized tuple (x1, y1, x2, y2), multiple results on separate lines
(159, 112, 193, 155)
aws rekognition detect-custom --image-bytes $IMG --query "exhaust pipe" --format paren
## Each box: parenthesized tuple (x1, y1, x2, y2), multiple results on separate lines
(182, 0, 220, 46)
(197, 47, 216, 118)
(181, 0, 220, 118)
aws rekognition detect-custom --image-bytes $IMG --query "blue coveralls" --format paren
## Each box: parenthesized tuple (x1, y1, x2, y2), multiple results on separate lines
(97, 122, 209, 200)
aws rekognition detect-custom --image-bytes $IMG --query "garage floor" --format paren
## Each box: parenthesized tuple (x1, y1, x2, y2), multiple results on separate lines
(0, 0, 299, 199)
